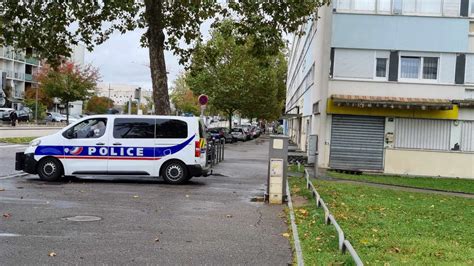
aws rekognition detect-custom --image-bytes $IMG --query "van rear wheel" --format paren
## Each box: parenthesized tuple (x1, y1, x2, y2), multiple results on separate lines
(37, 157, 63, 182)
(162, 161, 188, 184)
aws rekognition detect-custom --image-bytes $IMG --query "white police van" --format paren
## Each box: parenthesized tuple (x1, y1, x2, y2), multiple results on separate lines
(15, 115, 210, 184)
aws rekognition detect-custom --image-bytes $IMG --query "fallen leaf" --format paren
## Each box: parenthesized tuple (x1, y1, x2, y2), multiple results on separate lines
(316, 237, 321, 240)
(372, 228, 379, 233)
(394, 247, 401, 253)
(154, 238, 160, 242)
(226, 214, 232, 218)
(185, 195, 190, 198)
(133, 195, 139, 198)
(48, 252, 57, 257)
(0, 188, 5, 191)
(430, 205, 435, 208)
(3, 213, 11, 218)
(282, 232, 290, 238)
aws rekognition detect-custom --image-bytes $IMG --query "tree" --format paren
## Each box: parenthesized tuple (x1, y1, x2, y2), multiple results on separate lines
(1, 1, 328, 115)
(24, 87, 54, 110)
(170, 73, 200, 116)
(187, 21, 287, 129)
(37, 61, 99, 123)
(86, 95, 114, 114)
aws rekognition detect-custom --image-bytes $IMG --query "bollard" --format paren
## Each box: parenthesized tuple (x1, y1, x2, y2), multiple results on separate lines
(221, 138, 225, 161)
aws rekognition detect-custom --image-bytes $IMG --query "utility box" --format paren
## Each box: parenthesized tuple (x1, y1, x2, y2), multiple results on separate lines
(267, 135, 289, 204)
(307, 134, 318, 164)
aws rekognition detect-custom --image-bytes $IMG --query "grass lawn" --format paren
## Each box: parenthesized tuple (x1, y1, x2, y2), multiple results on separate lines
(0, 136, 38, 144)
(289, 175, 474, 265)
(328, 171, 474, 194)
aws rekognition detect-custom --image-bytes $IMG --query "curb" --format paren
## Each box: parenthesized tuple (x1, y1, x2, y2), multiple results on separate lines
(286, 179, 304, 266)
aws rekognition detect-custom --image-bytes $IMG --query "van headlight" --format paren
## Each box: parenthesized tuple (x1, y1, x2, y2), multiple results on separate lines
(29, 139, 41, 147)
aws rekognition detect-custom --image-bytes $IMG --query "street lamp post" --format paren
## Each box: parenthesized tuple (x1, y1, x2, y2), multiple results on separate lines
(35, 86, 38, 123)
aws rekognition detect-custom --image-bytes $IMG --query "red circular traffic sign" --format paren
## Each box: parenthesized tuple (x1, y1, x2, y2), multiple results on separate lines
(198, 94, 208, 105)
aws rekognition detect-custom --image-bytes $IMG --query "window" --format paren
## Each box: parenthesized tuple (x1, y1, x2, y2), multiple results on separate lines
(471, 0, 474, 16)
(402, 0, 416, 13)
(422, 57, 438, 80)
(376, 58, 388, 78)
(419, 0, 442, 14)
(337, 0, 351, 10)
(113, 118, 155, 139)
(400, 56, 439, 80)
(155, 119, 188, 138)
(400, 57, 421, 79)
(354, 0, 375, 11)
(377, 0, 392, 13)
(64, 118, 107, 139)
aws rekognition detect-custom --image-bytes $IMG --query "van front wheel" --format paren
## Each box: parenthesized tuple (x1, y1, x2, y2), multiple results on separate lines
(37, 157, 63, 182)
(162, 161, 188, 184)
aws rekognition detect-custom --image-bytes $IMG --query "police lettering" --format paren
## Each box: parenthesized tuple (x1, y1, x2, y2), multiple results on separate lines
(87, 147, 145, 157)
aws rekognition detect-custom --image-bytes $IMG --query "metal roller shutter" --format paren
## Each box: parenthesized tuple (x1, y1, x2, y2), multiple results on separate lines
(330, 115, 385, 171)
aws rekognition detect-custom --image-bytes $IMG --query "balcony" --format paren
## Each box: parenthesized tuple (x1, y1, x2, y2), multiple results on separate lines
(14, 53, 25, 61)
(25, 57, 39, 65)
(25, 73, 33, 82)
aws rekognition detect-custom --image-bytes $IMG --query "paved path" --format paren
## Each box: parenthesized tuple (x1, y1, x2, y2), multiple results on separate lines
(0, 137, 292, 265)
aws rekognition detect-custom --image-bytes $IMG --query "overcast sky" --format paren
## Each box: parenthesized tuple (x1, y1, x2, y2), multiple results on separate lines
(85, 22, 212, 92)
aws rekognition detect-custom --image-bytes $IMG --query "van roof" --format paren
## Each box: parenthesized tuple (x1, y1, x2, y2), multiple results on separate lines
(84, 114, 201, 122)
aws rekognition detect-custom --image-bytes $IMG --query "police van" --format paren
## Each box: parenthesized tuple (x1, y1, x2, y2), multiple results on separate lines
(15, 115, 210, 184)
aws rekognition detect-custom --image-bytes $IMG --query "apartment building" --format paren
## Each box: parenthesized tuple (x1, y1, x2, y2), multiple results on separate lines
(95, 83, 152, 107)
(285, 0, 474, 179)
(0, 46, 40, 109)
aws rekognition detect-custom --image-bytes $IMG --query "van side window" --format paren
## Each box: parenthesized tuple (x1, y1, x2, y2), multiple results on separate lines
(64, 118, 107, 139)
(113, 118, 155, 139)
(156, 119, 187, 138)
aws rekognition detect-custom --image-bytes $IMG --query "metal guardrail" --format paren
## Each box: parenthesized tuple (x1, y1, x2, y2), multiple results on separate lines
(303, 169, 364, 266)
(207, 138, 225, 167)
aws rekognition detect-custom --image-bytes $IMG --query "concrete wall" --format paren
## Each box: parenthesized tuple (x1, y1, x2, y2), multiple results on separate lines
(332, 13, 469, 53)
(384, 149, 474, 179)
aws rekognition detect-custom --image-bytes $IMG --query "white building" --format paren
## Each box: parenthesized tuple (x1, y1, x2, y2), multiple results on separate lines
(95, 83, 152, 108)
(0, 46, 40, 109)
(286, 0, 474, 179)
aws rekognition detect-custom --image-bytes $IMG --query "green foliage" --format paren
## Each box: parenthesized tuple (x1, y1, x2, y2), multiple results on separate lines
(1, 1, 329, 114)
(187, 21, 287, 122)
(24, 98, 47, 120)
(37, 61, 99, 121)
(289, 176, 474, 264)
(123, 101, 147, 115)
(85, 96, 114, 114)
(170, 73, 200, 116)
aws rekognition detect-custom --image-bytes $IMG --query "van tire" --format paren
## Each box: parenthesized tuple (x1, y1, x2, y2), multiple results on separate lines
(161, 160, 189, 184)
(37, 157, 63, 182)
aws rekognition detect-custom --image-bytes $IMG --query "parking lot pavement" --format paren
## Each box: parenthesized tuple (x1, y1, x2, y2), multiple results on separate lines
(0, 137, 292, 265)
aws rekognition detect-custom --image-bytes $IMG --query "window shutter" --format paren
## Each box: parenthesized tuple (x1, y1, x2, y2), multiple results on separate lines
(388, 51, 399, 81)
(460, 0, 469, 17)
(455, 53, 466, 84)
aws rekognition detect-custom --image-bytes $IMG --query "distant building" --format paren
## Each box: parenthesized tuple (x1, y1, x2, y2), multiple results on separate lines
(285, 0, 474, 179)
(95, 83, 152, 108)
(0, 46, 40, 109)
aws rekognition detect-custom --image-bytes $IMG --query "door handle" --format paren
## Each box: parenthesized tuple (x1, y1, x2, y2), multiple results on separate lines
(96, 142, 105, 146)
(113, 142, 122, 146)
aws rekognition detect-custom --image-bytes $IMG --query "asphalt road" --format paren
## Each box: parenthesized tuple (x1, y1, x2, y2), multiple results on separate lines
(0, 144, 29, 177)
(0, 137, 292, 265)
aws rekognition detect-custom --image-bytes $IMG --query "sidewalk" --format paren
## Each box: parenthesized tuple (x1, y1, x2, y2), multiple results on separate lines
(0, 126, 62, 138)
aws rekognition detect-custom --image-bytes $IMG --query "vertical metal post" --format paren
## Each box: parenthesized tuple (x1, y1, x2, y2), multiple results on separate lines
(128, 96, 132, 115)
(35, 86, 38, 123)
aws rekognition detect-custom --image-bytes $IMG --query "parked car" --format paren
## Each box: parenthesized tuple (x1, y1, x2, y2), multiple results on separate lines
(2, 107, 33, 122)
(231, 127, 250, 141)
(249, 126, 261, 139)
(45, 112, 66, 123)
(0, 108, 14, 121)
(208, 127, 235, 143)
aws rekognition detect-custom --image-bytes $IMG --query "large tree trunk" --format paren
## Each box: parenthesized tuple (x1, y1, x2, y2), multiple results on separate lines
(144, 0, 171, 115)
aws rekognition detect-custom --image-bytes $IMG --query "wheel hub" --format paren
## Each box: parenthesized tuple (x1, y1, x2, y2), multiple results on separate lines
(167, 165, 183, 181)
(43, 162, 56, 176)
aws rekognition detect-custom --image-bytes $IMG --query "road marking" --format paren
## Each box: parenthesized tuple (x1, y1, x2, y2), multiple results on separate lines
(0, 172, 29, 180)
(0, 233, 21, 237)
